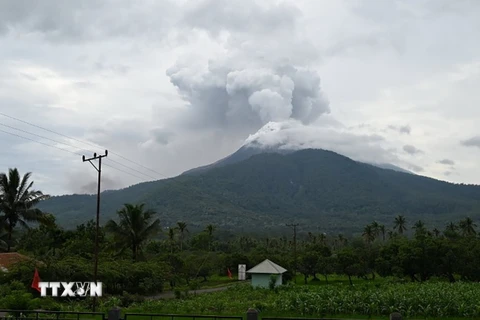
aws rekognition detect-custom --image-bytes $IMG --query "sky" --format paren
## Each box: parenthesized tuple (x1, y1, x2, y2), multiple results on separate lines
(1, 0, 480, 195)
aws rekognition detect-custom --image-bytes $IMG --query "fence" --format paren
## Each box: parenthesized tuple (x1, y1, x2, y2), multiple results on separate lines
(0, 309, 403, 320)
(0, 310, 105, 320)
(123, 314, 243, 320)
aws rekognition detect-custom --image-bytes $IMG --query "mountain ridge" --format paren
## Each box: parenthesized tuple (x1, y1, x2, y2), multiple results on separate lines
(37, 149, 480, 234)
(182, 145, 413, 176)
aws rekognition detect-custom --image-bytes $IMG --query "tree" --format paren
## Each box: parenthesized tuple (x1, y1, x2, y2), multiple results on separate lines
(413, 220, 427, 239)
(362, 225, 375, 244)
(176, 221, 188, 251)
(0, 168, 49, 252)
(459, 217, 477, 237)
(444, 222, 459, 239)
(168, 227, 176, 253)
(379, 225, 386, 241)
(205, 224, 216, 251)
(394, 215, 407, 234)
(371, 221, 380, 238)
(105, 203, 161, 261)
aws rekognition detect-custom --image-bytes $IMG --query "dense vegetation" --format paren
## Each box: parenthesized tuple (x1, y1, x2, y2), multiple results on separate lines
(3, 167, 480, 319)
(38, 149, 480, 234)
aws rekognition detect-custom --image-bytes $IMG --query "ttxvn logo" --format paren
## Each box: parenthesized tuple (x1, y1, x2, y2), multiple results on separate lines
(38, 282, 102, 297)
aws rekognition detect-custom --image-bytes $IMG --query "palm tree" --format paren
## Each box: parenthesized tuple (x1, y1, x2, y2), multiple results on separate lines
(394, 215, 407, 234)
(445, 222, 458, 233)
(387, 230, 394, 240)
(176, 221, 188, 251)
(205, 224, 216, 251)
(413, 220, 427, 238)
(459, 217, 477, 237)
(0, 168, 49, 252)
(432, 228, 441, 238)
(371, 221, 380, 239)
(168, 227, 176, 253)
(379, 225, 386, 241)
(362, 225, 375, 244)
(105, 203, 160, 261)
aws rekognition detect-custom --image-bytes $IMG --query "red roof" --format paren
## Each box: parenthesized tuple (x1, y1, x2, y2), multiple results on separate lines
(0, 252, 31, 270)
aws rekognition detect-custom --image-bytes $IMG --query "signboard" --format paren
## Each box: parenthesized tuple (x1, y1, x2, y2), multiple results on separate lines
(238, 264, 246, 280)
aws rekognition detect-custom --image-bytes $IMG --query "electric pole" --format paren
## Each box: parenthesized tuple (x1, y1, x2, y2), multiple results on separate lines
(82, 150, 107, 312)
(286, 223, 299, 283)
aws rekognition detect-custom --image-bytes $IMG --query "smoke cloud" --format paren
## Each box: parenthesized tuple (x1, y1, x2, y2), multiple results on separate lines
(166, 63, 330, 137)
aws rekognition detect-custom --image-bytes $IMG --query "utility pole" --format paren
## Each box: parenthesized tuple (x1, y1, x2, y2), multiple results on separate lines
(286, 223, 299, 283)
(82, 150, 107, 312)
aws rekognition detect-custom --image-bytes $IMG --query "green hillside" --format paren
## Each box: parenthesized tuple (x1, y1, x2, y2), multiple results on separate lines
(37, 149, 480, 234)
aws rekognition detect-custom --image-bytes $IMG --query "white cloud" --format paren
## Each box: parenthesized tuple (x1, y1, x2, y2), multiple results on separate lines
(1, 0, 480, 195)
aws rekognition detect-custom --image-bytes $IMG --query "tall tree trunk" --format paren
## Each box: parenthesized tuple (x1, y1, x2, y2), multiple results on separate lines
(7, 224, 12, 252)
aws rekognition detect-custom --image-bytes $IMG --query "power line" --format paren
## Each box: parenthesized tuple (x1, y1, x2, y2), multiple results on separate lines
(107, 158, 157, 180)
(0, 111, 166, 177)
(0, 122, 92, 154)
(0, 122, 158, 180)
(0, 128, 82, 156)
(0, 121, 211, 210)
(0, 129, 150, 182)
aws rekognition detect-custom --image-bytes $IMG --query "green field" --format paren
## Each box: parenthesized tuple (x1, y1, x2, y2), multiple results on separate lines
(107, 280, 480, 320)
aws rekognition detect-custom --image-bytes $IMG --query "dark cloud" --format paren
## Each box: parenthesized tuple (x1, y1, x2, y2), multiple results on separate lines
(67, 171, 123, 194)
(403, 144, 423, 155)
(461, 136, 480, 148)
(407, 163, 424, 173)
(438, 158, 455, 165)
(388, 124, 411, 134)
(150, 128, 174, 146)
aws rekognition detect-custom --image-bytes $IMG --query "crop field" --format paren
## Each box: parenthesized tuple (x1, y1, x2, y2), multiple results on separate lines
(120, 282, 480, 319)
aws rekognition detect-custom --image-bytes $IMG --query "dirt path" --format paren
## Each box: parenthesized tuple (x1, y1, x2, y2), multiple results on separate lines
(146, 285, 233, 300)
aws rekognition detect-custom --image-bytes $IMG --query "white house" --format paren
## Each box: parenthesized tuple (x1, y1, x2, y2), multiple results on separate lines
(246, 259, 287, 288)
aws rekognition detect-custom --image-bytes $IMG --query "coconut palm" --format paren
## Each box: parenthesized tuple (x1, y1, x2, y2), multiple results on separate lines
(459, 217, 477, 237)
(379, 224, 386, 241)
(176, 221, 188, 251)
(167, 227, 176, 253)
(371, 221, 380, 239)
(205, 224, 216, 251)
(0, 168, 49, 252)
(413, 220, 427, 238)
(394, 215, 407, 234)
(362, 225, 375, 244)
(105, 203, 160, 261)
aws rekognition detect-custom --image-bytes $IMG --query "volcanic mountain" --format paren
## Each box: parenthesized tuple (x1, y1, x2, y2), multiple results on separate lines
(38, 148, 480, 235)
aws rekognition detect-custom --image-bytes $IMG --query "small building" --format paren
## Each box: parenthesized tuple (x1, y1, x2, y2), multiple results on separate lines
(246, 259, 287, 288)
(0, 252, 31, 272)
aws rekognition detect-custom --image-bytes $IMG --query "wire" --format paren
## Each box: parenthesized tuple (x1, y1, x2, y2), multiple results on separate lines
(103, 162, 151, 181)
(0, 122, 92, 155)
(0, 111, 167, 177)
(0, 128, 82, 156)
(0, 122, 212, 210)
(107, 158, 158, 180)
(0, 121, 159, 180)
(0, 129, 150, 182)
